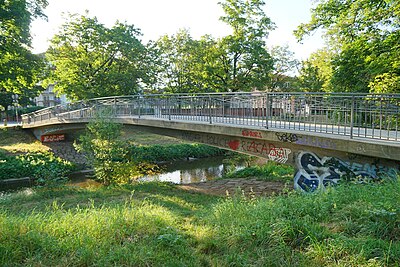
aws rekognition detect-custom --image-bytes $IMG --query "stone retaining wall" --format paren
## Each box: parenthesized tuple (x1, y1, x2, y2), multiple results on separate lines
(45, 142, 88, 166)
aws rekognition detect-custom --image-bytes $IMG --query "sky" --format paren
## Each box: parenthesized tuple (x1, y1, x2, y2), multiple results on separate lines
(30, 0, 324, 60)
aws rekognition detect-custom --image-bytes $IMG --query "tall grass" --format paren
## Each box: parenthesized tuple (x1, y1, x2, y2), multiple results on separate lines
(0, 180, 399, 266)
(128, 143, 225, 163)
(225, 161, 294, 182)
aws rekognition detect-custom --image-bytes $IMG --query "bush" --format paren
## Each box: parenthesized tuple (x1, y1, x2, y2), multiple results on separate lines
(128, 143, 224, 163)
(225, 161, 294, 181)
(0, 151, 75, 184)
(75, 109, 140, 185)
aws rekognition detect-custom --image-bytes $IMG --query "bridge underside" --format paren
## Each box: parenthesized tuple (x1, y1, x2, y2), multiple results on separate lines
(28, 116, 400, 191)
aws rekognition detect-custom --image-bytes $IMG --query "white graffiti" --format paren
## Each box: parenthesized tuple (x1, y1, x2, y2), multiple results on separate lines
(268, 148, 291, 164)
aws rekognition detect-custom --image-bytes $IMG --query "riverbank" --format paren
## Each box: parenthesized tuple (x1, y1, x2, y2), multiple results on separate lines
(1, 180, 399, 266)
(0, 126, 296, 194)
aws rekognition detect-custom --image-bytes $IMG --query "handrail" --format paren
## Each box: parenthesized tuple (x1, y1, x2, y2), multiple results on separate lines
(22, 92, 400, 142)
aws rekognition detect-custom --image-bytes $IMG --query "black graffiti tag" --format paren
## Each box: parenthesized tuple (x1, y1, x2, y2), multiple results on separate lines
(275, 132, 300, 143)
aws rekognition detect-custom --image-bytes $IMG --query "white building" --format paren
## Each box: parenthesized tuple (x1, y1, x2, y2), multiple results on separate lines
(34, 84, 69, 107)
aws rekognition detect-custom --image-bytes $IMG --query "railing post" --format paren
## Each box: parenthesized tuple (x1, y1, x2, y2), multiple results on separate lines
(208, 95, 212, 124)
(113, 97, 117, 117)
(138, 96, 141, 119)
(265, 93, 269, 129)
(350, 96, 355, 139)
(168, 97, 171, 121)
(129, 97, 132, 116)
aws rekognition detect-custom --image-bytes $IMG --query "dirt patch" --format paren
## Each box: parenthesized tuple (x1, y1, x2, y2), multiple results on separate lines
(178, 178, 291, 197)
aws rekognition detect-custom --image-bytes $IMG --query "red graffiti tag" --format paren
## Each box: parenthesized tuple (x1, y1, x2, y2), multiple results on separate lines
(242, 130, 262, 138)
(228, 140, 240, 150)
(41, 134, 65, 143)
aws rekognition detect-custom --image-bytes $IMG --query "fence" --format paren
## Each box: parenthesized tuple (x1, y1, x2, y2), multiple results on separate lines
(22, 92, 400, 141)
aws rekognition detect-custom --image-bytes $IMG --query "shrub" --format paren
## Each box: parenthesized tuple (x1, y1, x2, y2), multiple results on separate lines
(0, 151, 74, 184)
(225, 161, 294, 181)
(128, 143, 224, 163)
(75, 109, 140, 185)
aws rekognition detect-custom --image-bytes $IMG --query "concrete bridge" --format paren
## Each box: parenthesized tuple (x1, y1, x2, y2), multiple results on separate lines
(22, 92, 400, 191)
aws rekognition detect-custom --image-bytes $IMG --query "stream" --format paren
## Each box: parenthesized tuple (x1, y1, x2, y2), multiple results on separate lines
(69, 156, 245, 188)
(0, 156, 248, 191)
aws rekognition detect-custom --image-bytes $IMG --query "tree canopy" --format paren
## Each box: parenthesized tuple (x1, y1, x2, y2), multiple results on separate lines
(268, 45, 299, 91)
(154, 0, 275, 93)
(218, 0, 274, 91)
(0, 0, 47, 95)
(45, 14, 152, 100)
(155, 30, 215, 93)
(295, 0, 400, 93)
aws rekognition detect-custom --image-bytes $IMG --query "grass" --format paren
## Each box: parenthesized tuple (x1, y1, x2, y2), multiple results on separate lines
(0, 127, 49, 154)
(121, 127, 187, 146)
(0, 180, 399, 266)
(0, 127, 189, 156)
(225, 161, 295, 182)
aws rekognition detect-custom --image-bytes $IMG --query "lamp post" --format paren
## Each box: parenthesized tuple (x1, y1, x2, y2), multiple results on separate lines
(12, 94, 19, 124)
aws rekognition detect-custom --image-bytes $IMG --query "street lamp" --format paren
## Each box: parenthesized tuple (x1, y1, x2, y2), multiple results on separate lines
(12, 94, 19, 124)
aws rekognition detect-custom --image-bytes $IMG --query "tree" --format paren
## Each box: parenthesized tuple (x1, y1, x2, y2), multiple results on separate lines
(295, 0, 400, 93)
(297, 60, 325, 92)
(297, 48, 334, 92)
(155, 29, 203, 93)
(267, 45, 300, 91)
(0, 88, 38, 113)
(154, 1, 275, 93)
(46, 14, 152, 100)
(74, 109, 135, 185)
(217, 0, 275, 91)
(0, 0, 47, 95)
(155, 30, 229, 93)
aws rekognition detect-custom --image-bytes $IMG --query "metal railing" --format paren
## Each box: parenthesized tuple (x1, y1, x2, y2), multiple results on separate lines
(22, 92, 400, 141)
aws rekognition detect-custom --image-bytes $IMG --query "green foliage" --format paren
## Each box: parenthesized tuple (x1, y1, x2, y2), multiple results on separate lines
(75, 109, 136, 185)
(218, 0, 274, 91)
(268, 45, 300, 91)
(0, 0, 47, 98)
(46, 13, 152, 100)
(296, 0, 400, 93)
(155, 30, 223, 93)
(298, 48, 334, 92)
(154, 0, 274, 93)
(369, 72, 400, 94)
(0, 178, 399, 266)
(128, 143, 224, 163)
(225, 161, 294, 181)
(0, 151, 74, 184)
(297, 60, 325, 92)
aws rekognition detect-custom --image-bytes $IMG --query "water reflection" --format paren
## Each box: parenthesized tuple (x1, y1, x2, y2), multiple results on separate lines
(1, 157, 242, 191)
(140, 156, 241, 184)
(67, 156, 245, 188)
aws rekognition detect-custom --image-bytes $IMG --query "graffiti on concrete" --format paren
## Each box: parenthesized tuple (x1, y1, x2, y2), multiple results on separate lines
(294, 151, 399, 192)
(268, 147, 291, 164)
(242, 130, 262, 138)
(179, 132, 291, 163)
(41, 134, 65, 143)
(228, 139, 292, 163)
(295, 136, 337, 149)
(228, 140, 241, 151)
(240, 140, 292, 163)
(275, 132, 300, 143)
